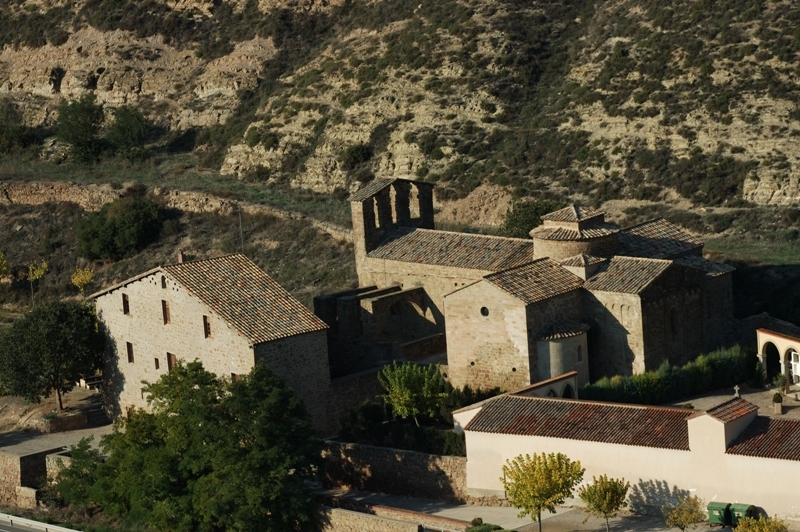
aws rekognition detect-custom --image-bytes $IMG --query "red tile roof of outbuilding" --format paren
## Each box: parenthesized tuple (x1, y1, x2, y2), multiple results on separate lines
(726, 416, 800, 462)
(706, 398, 758, 423)
(465, 395, 695, 450)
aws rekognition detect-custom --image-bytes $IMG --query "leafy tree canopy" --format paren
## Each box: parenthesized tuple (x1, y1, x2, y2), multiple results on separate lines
(76, 196, 163, 261)
(55, 361, 322, 532)
(662, 496, 706, 532)
(106, 105, 149, 162)
(0, 299, 103, 410)
(501, 452, 585, 532)
(56, 94, 105, 163)
(735, 516, 789, 532)
(500, 199, 567, 239)
(378, 361, 447, 426)
(577, 474, 630, 532)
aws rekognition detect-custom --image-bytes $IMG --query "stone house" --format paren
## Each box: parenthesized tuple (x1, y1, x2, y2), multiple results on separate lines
(317, 178, 735, 389)
(92, 254, 331, 431)
(455, 393, 800, 518)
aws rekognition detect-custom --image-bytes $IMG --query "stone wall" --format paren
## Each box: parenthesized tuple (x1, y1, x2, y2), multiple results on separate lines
(322, 496, 470, 532)
(97, 270, 332, 433)
(328, 369, 383, 433)
(255, 332, 332, 433)
(584, 290, 643, 379)
(532, 233, 618, 261)
(32, 412, 88, 434)
(0, 181, 121, 211)
(321, 507, 421, 532)
(0, 453, 20, 506)
(321, 441, 468, 503)
(445, 281, 530, 391)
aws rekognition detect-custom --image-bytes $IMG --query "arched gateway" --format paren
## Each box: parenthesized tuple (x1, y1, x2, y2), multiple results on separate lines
(757, 329, 800, 385)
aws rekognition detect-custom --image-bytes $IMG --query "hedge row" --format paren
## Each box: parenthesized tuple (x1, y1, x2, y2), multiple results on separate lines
(580, 345, 759, 405)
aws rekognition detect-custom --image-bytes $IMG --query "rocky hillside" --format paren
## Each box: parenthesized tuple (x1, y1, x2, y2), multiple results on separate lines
(2, 0, 800, 207)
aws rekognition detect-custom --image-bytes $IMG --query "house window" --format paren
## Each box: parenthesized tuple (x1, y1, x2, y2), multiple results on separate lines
(167, 352, 177, 372)
(154, 358, 160, 370)
(126, 342, 134, 363)
(122, 293, 130, 315)
(480, 307, 489, 316)
(577, 345, 582, 362)
(203, 315, 211, 338)
(162, 300, 171, 324)
(231, 373, 241, 382)
(161, 275, 167, 289)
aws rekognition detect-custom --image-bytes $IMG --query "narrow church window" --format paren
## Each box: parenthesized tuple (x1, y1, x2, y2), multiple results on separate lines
(161, 275, 167, 289)
(162, 300, 171, 324)
(577, 345, 582, 362)
(203, 315, 211, 338)
(154, 358, 160, 370)
(122, 293, 130, 315)
(480, 307, 489, 316)
(127, 342, 134, 363)
(167, 352, 177, 372)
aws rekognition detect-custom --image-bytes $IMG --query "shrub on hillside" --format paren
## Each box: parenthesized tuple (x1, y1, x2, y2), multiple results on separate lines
(580, 345, 757, 405)
(0, 98, 32, 155)
(56, 94, 105, 163)
(76, 197, 163, 261)
(106, 105, 149, 162)
(341, 143, 374, 170)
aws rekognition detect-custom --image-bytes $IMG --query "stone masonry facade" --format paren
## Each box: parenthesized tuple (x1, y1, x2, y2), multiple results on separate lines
(321, 179, 736, 392)
(94, 255, 332, 433)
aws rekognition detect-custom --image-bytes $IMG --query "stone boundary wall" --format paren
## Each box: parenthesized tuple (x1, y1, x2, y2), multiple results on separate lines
(32, 413, 88, 434)
(321, 507, 422, 532)
(0, 181, 353, 243)
(321, 495, 470, 532)
(321, 441, 468, 503)
(0, 453, 20, 506)
(46, 453, 71, 481)
(328, 369, 384, 433)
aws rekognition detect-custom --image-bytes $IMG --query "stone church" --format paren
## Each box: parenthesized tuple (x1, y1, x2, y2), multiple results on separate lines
(316, 178, 734, 391)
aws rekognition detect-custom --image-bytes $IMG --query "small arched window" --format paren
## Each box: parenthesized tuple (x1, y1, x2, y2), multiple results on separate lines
(161, 275, 167, 289)
(480, 307, 489, 317)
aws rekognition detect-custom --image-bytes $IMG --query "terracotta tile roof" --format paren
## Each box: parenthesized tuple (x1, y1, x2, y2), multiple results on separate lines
(674, 256, 735, 277)
(618, 218, 703, 259)
(706, 398, 758, 423)
(349, 177, 431, 202)
(465, 395, 694, 450)
(163, 254, 327, 344)
(530, 225, 618, 241)
(368, 227, 533, 271)
(542, 205, 604, 223)
(483, 259, 583, 304)
(349, 178, 396, 202)
(560, 254, 608, 267)
(510, 371, 579, 396)
(533, 319, 590, 341)
(726, 416, 800, 462)
(584, 257, 672, 294)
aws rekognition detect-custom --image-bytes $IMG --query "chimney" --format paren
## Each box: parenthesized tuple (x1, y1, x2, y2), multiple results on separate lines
(177, 250, 184, 264)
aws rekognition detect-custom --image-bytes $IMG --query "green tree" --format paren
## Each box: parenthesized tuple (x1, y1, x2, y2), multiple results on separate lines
(106, 105, 148, 162)
(500, 199, 567, 238)
(56, 94, 105, 163)
(577, 475, 630, 532)
(0, 98, 28, 154)
(51, 437, 104, 516)
(56, 361, 321, 531)
(378, 361, 446, 426)
(663, 496, 706, 532)
(501, 453, 585, 532)
(27, 260, 48, 303)
(735, 516, 789, 532)
(0, 300, 103, 410)
(76, 196, 163, 261)
(70, 266, 94, 296)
